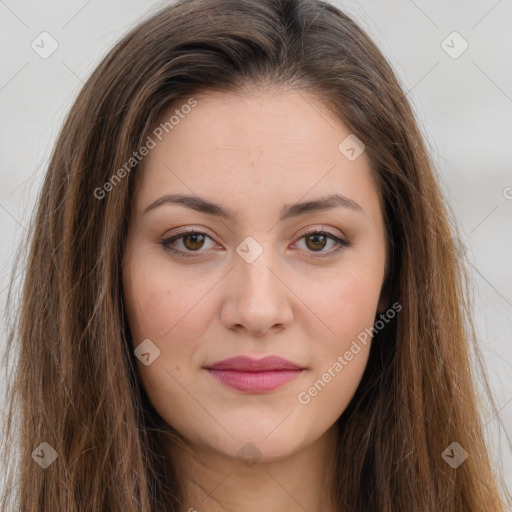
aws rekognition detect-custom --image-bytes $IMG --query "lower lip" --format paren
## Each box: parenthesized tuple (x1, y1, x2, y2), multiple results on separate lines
(205, 369, 303, 392)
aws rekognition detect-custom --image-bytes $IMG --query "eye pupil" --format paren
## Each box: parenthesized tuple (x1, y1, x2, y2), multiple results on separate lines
(305, 234, 327, 251)
(183, 233, 205, 250)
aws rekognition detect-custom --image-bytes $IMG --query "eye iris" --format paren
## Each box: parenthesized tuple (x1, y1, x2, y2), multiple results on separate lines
(305, 233, 327, 251)
(183, 233, 205, 250)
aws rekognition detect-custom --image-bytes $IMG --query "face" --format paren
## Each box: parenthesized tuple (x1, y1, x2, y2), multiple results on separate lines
(122, 89, 387, 463)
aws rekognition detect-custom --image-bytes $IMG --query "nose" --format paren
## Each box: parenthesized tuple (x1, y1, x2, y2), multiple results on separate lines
(219, 247, 294, 337)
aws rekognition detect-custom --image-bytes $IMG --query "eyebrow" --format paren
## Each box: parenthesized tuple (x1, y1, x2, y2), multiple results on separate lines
(142, 193, 363, 220)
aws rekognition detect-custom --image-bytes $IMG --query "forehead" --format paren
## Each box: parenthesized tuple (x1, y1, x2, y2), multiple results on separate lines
(157, 89, 346, 155)
(134, 89, 380, 220)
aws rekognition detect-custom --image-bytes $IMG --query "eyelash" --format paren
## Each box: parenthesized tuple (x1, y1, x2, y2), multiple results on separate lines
(160, 228, 352, 258)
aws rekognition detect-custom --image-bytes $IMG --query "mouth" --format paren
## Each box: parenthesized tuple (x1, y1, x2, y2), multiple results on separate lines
(203, 355, 306, 393)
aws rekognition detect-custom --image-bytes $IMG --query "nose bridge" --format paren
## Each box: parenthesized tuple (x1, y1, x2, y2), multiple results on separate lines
(221, 234, 293, 334)
(235, 234, 281, 301)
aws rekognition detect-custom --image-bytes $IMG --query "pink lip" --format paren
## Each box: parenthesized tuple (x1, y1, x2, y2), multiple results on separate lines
(204, 355, 306, 392)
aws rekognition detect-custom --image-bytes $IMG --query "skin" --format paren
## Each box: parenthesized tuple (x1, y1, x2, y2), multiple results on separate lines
(122, 89, 388, 512)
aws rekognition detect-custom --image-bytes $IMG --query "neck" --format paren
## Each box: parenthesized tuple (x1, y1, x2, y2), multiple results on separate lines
(167, 424, 339, 512)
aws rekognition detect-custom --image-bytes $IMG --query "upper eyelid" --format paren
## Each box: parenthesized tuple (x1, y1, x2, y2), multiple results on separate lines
(164, 226, 344, 242)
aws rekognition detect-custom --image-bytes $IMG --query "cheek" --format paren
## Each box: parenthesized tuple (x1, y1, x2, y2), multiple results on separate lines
(296, 273, 377, 422)
(124, 256, 214, 342)
(308, 267, 382, 354)
(123, 257, 214, 426)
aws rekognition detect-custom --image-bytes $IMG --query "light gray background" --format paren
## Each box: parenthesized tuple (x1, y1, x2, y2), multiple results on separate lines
(1, 0, 511, 502)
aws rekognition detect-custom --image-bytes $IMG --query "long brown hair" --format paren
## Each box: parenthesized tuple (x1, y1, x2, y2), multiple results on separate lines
(1, 0, 510, 510)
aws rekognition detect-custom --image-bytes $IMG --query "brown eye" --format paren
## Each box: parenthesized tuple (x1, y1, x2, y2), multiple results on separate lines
(161, 230, 216, 256)
(181, 233, 206, 251)
(296, 229, 351, 257)
(161, 228, 351, 259)
(304, 233, 329, 252)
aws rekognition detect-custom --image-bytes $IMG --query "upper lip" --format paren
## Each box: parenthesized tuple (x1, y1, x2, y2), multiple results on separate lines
(204, 355, 305, 372)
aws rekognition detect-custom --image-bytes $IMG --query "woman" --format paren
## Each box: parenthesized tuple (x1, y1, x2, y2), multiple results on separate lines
(1, 0, 509, 510)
